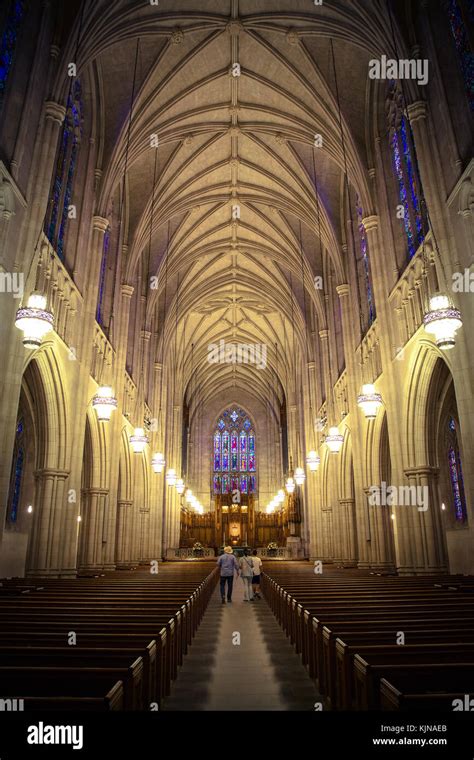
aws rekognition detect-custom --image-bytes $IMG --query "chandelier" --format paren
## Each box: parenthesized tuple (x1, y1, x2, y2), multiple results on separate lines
(166, 468, 177, 487)
(92, 386, 118, 421)
(151, 452, 165, 473)
(130, 427, 148, 454)
(357, 384, 383, 419)
(15, 293, 54, 349)
(326, 426, 344, 454)
(423, 294, 462, 350)
(306, 450, 320, 472)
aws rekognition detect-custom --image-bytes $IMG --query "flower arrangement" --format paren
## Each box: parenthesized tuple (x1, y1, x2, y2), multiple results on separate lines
(267, 542, 278, 551)
(193, 542, 203, 549)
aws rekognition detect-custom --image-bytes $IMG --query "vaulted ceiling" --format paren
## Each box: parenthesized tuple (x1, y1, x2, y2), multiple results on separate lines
(63, 0, 408, 412)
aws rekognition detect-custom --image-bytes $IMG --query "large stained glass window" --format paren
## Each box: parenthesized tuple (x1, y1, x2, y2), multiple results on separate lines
(45, 79, 83, 261)
(387, 83, 427, 261)
(7, 418, 25, 523)
(96, 226, 110, 326)
(447, 0, 474, 111)
(213, 407, 256, 494)
(355, 195, 375, 328)
(0, 0, 25, 106)
(447, 416, 467, 523)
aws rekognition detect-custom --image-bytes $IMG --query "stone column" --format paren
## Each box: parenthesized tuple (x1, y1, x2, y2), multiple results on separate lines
(78, 488, 109, 571)
(26, 469, 69, 577)
(115, 500, 133, 568)
(338, 498, 358, 567)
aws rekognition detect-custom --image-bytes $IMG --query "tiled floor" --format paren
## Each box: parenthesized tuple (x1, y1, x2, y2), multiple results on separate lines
(163, 579, 322, 711)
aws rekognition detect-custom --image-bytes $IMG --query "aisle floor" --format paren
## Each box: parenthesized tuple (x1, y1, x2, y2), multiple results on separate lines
(163, 578, 322, 711)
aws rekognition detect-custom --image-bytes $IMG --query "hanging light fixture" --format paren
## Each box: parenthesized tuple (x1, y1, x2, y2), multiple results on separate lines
(277, 489, 285, 503)
(15, 293, 54, 349)
(326, 426, 344, 454)
(130, 427, 148, 454)
(286, 476, 295, 494)
(306, 451, 320, 472)
(175, 478, 185, 495)
(185, 488, 193, 504)
(92, 386, 118, 421)
(357, 384, 383, 419)
(166, 468, 177, 487)
(295, 467, 306, 486)
(151, 452, 165, 473)
(423, 294, 462, 350)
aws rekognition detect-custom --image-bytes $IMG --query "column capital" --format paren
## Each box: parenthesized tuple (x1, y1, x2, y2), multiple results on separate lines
(319, 329, 329, 340)
(121, 284, 134, 299)
(154, 362, 163, 372)
(118, 500, 133, 508)
(407, 100, 428, 124)
(362, 215, 379, 232)
(44, 100, 66, 126)
(336, 283, 350, 298)
(92, 216, 109, 233)
(141, 330, 152, 342)
(82, 487, 109, 496)
(34, 468, 70, 480)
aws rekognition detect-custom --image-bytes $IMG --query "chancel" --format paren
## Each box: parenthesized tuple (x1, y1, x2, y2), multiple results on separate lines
(0, 0, 473, 723)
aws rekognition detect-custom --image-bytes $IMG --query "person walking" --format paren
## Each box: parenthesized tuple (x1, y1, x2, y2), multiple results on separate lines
(239, 548, 255, 602)
(217, 547, 239, 604)
(251, 549, 263, 599)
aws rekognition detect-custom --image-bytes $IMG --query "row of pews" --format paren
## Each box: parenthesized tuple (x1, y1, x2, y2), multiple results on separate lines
(261, 562, 474, 711)
(0, 561, 218, 711)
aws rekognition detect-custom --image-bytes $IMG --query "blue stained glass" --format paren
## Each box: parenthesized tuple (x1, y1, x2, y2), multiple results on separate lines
(243, 419, 251, 431)
(249, 476, 256, 493)
(449, 416, 456, 432)
(240, 476, 248, 494)
(447, 0, 474, 111)
(230, 410, 239, 423)
(213, 475, 220, 493)
(355, 196, 375, 326)
(0, 0, 25, 99)
(10, 446, 23, 523)
(46, 80, 82, 261)
(400, 117, 424, 243)
(222, 431, 229, 471)
(222, 475, 230, 494)
(218, 418, 225, 431)
(448, 446, 466, 521)
(96, 227, 110, 325)
(213, 408, 257, 493)
(16, 418, 23, 435)
(391, 130, 416, 257)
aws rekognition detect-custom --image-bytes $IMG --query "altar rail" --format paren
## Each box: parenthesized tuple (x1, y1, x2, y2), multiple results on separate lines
(166, 548, 215, 560)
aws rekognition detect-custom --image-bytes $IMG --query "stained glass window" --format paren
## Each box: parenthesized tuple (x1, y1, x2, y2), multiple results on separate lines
(447, 416, 467, 522)
(388, 84, 427, 261)
(355, 195, 375, 327)
(0, 0, 25, 105)
(7, 416, 25, 523)
(213, 408, 257, 493)
(96, 226, 110, 326)
(45, 79, 83, 261)
(447, 0, 474, 111)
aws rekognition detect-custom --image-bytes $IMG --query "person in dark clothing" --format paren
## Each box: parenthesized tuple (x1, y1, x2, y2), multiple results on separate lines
(217, 546, 240, 603)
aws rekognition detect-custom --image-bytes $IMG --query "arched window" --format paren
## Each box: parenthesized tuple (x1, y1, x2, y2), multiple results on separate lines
(0, 0, 26, 108)
(96, 225, 110, 326)
(45, 79, 83, 261)
(355, 194, 375, 328)
(447, 0, 474, 111)
(7, 418, 25, 523)
(447, 416, 467, 523)
(213, 408, 256, 495)
(387, 82, 427, 261)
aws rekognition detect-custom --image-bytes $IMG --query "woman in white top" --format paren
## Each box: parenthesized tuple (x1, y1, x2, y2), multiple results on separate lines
(239, 549, 255, 601)
(251, 549, 263, 599)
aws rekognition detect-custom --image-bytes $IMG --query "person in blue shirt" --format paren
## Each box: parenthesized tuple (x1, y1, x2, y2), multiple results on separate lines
(217, 547, 240, 604)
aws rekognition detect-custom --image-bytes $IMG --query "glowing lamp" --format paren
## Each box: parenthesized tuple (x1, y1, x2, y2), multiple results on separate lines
(185, 489, 193, 503)
(130, 427, 148, 454)
(277, 489, 285, 503)
(357, 384, 383, 419)
(176, 478, 185, 495)
(286, 477, 295, 494)
(306, 451, 320, 472)
(92, 386, 117, 421)
(295, 466, 306, 486)
(326, 426, 344, 454)
(166, 468, 177, 487)
(423, 294, 462, 350)
(151, 452, 165, 473)
(15, 293, 54, 348)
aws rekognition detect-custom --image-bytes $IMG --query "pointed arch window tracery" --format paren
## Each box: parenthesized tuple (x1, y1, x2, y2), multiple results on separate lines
(213, 408, 256, 495)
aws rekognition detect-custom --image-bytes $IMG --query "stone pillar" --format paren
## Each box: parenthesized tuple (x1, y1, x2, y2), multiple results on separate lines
(26, 469, 69, 577)
(318, 329, 334, 422)
(338, 498, 358, 567)
(115, 500, 133, 568)
(78, 488, 109, 571)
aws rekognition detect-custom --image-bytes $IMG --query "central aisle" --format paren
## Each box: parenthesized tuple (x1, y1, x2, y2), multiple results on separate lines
(163, 574, 322, 711)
